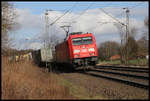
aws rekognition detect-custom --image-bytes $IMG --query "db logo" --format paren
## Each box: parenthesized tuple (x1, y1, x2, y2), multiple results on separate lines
(82, 49, 87, 52)
(82, 46, 86, 48)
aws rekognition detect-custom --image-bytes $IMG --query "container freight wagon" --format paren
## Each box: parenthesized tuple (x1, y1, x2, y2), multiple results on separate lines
(55, 41, 70, 63)
(55, 32, 98, 68)
(32, 47, 53, 66)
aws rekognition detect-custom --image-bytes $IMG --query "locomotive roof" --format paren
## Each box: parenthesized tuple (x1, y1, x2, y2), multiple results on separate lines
(69, 32, 92, 36)
(70, 32, 82, 35)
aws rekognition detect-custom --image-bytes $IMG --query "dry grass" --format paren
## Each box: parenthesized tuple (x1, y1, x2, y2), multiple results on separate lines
(2, 56, 75, 99)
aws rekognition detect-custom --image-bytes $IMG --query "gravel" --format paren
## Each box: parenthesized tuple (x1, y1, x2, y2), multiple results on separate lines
(58, 72, 149, 99)
(93, 68, 149, 77)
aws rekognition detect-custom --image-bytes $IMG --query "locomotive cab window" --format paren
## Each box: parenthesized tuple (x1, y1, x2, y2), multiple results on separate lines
(82, 37, 93, 44)
(72, 38, 82, 45)
(72, 36, 93, 45)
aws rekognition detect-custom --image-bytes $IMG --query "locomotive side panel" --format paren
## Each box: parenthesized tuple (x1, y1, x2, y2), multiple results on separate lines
(56, 41, 70, 63)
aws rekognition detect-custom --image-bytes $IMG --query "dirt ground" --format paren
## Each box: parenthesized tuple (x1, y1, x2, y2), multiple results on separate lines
(58, 72, 149, 100)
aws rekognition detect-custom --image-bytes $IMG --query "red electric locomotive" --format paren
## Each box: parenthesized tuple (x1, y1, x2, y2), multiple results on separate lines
(55, 32, 98, 68)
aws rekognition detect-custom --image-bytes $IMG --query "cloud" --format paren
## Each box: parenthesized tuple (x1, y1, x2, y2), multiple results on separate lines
(130, 7, 148, 17)
(13, 7, 148, 49)
(15, 8, 45, 30)
(28, 42, 43, 50)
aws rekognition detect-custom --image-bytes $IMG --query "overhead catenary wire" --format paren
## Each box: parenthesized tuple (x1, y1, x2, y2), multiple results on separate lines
(92, 6, 125, 31)
(108, 2, 145, 20)
(129, 2, 145, 9)
(38, 2, 144, 7)
(69, 2, 95, 25)
(58, 1, 78, 23)
(129, 2, 146, 18)
(68, 3, 121, 32)
(48, 10, 69, 26)
(49, 3, 79, 37)
(99, 8, 126, 26)
(76, 2, 95, 19)
(68, 2, 79, 13)
(68, 2, 121, 27)
(76, 2, 145, 32)
(64, 2, 79, 25)
(47, 2, 79, 27)
(56, 2, 95, 32)
(106, 2, 145, 19)
(55, 2, 88, 26)
(48, 2, 147, 33)
(71, 2, 146, 32)
(62, 2, 118, 25)
(67, 2, 121, 32)
(44, 2, 80, 44)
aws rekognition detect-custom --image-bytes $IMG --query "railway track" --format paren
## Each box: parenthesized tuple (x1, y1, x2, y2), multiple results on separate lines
(89, 69, 149, 80)
(95, 66, 149, 73)
(96, 65, 149, 70)
(94, 66, 148, 78)
(76, 66, 149, 90)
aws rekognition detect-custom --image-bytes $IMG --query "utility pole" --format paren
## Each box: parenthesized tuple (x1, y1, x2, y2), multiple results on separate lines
(123, 7, 130, 65)
(100, 8, 130, 65)
(44, 9, 68, 72)
(60, 25, 71, 40)
(45, 9, 49, 69)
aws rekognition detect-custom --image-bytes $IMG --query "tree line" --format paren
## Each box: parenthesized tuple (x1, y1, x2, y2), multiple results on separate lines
(98, 17, 149, 64)
(2, 2, 149, 64)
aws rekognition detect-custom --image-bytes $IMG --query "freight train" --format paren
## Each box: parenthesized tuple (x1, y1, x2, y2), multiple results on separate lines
(55, 32, 98, 68)
(32, 32, 98, 70)
(32, 46, 53, 67)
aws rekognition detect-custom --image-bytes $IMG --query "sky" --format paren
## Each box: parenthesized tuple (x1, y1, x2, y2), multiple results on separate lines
(7, 1, 149, 50)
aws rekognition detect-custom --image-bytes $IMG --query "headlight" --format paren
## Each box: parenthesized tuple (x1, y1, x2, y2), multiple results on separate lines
(89, 48, 95, 52)
(74, 50, 80, 53)
(90, 53, 95, 56)
(75, 54, 79, 57)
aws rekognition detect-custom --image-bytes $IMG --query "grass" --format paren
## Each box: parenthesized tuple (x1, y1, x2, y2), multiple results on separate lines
(58, 77, 89, 99)
(2, 56, 105, 99)
(99, 59, 149, 66)
(58, 76, 106, 99)
(2, 56, 107, 99)
(2, 56, 75, 99)
(129, 59, 149, 66)
(99, 60, 121, 65)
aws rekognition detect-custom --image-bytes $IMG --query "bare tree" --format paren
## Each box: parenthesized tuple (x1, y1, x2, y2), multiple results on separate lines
(137, 16, 149, 57)
(143, 17, 149, 41)
(129, 27, 138, 38)
(144, 16, 149, 27)
(2, 2, 18, 52)
(137, 17, 149, 54)
(114, 22, 139, 64)
(125, 36, 138, 59)
(137, 35, 149, 58)
(114, 23, 126, 64)
(98, 41, 120, 61)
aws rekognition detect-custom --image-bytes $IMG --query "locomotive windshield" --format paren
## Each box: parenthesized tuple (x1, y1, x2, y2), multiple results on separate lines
(72, 36, 93, 45)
